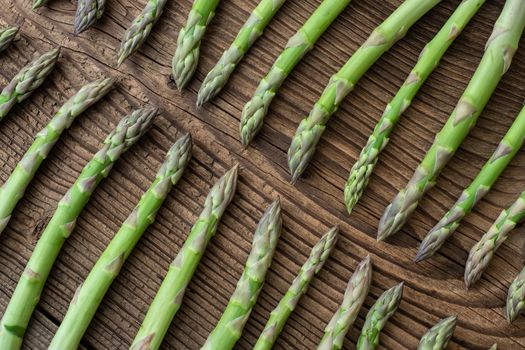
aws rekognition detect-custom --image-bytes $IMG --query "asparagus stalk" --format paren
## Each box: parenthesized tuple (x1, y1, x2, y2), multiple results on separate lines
(130, 165, 238, 350)
(239, 0, 351, 146)
(507, 266, 525, 323)
(202, 199, 282, 350)
(416, 104, 525, 262)
(32, 0, 47, 10)
(197, 0, 287, 106)
(344, 0, 485, 214)
(172, 0, 221, 90)
(287, 0, 441, 183)
(377, 0, 525, 241)
(356, 282, 404, 350)
(465, 191, 525, 287)
(253, 226, 338, 350)
(49, 134, 192, 350)
(317, 256, 372, 350)
(417, 316, 457, 350)
(117, 0, 168, 66)
(0, 26, 17, 53)
(0, 77, 113, 236)
(0, 48, 60, 121)
(74, 0, 106, 34)
(0, 106, 156, 350)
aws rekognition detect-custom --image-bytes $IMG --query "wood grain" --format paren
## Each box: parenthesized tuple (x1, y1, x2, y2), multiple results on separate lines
(0, 0, 524, 349)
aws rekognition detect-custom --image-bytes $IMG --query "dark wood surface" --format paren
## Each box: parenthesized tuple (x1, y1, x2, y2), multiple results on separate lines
(0, 0, 524, 348)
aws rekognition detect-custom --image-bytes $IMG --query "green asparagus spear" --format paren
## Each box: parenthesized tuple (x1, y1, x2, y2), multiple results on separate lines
(0, 48, 60, 121)
(202, 199, 282, 350)
(377, 0, 525, 241)
(507, 266, 525, 323)
(0, 26, 17, 53)
(49, 134, 192, 350)
(317, 256, 372, 350)
(117, 0, 168, 66)
(356, 282, 404, 350)
(172, 0, 221, 90)
(253, 227, 338, 350)
(74, 0, 106, 34)
(416, 104, 525, 262)
(32, 0, 47, 10)
(465, 191, 525, 287)
(287, 0, 442, 183)
(239, 0, 352, 146)
(0, 106, 156, 350)
(197, 0, 286, 106)
(130, 165, 238, 350)
(0, 77, 113, 236)
(417, 316, 457, 350)
(344, 0, 485, 214)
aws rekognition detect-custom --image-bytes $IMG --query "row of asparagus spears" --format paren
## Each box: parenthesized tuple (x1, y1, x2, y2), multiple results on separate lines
(0, 67, 457, 348)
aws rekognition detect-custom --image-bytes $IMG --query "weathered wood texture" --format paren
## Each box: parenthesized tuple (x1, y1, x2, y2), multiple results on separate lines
(0, 0, 524, 349)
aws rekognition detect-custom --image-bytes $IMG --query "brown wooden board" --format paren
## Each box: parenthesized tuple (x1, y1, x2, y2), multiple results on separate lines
(0, 0, 524, 349)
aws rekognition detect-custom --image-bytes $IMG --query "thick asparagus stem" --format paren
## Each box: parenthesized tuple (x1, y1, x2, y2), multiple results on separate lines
(344, 0, 485, 213)
(317, 256, 372, 350)
(172, 0, 221, 90)
(201, 200, 282, 350)
(48, 134, 192, 350)
(0, 48, 60, 121)
(356, 282, 404, 350)
(117, 0, 168, 66)
(377, 0, 525, 241)
(465, 189, 525, 287)
(507, 266, 525, 323)
(74, 0, 106, 34)
(0, 26, 17, 53)
(417, 104, 525, 262)
(239, 0, 351, 146)
(0, 106, 156, 350)
(197, 0, 286, 106)
(253, 226, 338, 350)
(417, 316, 457, 350)
(287, 0, 442, 183)
(0, 77, 113, 236)
(130, 165, 238, 350)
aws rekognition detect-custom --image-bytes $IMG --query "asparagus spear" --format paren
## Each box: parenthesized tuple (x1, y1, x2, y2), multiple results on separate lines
(239, 0, 352, 146)
(202, 199, 282, 350)
(317, 256, 372, 350)
(49, 134, 192, 350)
(130, 165, 238, 350)
(377, 0, 525, 241)
(416, 104, 525, 262)
(0, 77, 113, 236)
(356, 282, 404, 350)
(74, 0, 106, 34)
(0, 26, 17, 53)
(197, 0, 286, 106)
(117, 0, 168, 66)
(464, 191, 525, 287)
(0, 48, 60, 121)
(507, 266, 525, 323)
(417, 316, 457, 350)
(172, 0, 221, 90)
(253, 226, 338, 350)
(344, 0, 485, 214)
(287, 0, 441, 183)
(0, 106, 156, 350)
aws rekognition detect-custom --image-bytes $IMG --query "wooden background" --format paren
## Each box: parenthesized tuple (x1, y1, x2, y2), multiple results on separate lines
(0, 0, 524, 348)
